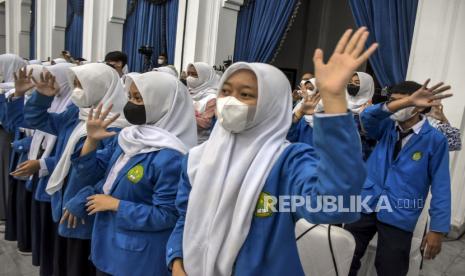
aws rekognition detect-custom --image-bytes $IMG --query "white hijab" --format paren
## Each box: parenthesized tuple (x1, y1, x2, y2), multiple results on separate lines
(28, 60, 42, 65)
(53, 58, 67, 64)
(187, 62, 220, 101)
(28, 63, 75, 162)
(152, 66, 178, 78)
(183, 63, 292, 276)
(118, 71, 197, 156)
(348, 72, 374, 114)
(46, 63, 130, 195)
(0, 54, 28, 83)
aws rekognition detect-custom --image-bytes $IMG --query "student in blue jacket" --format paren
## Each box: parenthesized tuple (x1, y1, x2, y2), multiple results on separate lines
(11, 63, 75, 276)
(167, 27, 377, 276)
(23, 63, 129, 276)
(345, 80, 453, 276)
(61, 71, 197, 276)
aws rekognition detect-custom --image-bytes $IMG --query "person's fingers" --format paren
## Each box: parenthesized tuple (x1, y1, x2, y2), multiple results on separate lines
(95, 103, 103, 120)
(313, 48, 325, 68)
(428, 82, 444, 92)
(14, 72, 18, 81)
(31, 76, 38, 85)
(344, 27, 366, 55)
(421, 79, 431, 90)
(432, 93, 453, 101)
(60, 210, 69, 225)
(351, 31, 370, 58)
(334, 29, 353, 54)
(40, 72, 45, 83)
(103, 114, 120, 129)
(356, 43, 378, 65)
(27, 69, 33, 80)
(88, 206, 98, 216)
(67, 213, 73, 228)
(17, 161, 28, 168)
(100, 104, 114, 121)
(72, 216, 77, 228)
(432, 85, 451, 95)
(88, 107, 94, 121)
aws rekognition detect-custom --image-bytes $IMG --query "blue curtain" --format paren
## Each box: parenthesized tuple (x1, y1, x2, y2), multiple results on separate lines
(123, 0, 179, 72)
(29, 0, 36, 59)
(234, 0, 297, 63)
(349, 0, 419, 87)
(65, 0, 85, 58)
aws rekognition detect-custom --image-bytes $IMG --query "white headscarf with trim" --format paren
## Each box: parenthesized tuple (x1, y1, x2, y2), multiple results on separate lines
(46, 63, 130, 195)
(183, 62, 292, 276)
(348, 72, 374, 114)
(187, 62, 220, 101)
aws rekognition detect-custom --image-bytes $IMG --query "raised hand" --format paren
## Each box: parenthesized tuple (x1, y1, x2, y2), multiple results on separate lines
(14, 66, 35, 97)
(86, 103, 120, 142)
(300, 92, 321, 115)
(408, 79, 452, 108)
(313, 27, 378, 113)
(32, 71, 59, 97)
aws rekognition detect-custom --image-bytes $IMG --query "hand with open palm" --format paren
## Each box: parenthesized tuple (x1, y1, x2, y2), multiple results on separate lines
(409, 79, 452, 108)
(32, 71, 60, 97)
(86, 103, 120, 142)
(14, 66, 35, 97)
(313, 27, 378, 113)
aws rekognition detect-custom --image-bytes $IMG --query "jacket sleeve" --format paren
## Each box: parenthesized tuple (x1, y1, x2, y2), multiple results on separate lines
(360, 103, 393, 141)
(65, 137, 118, 218)
(290, 113, 366, 224)
(165, 155, 190, 268)
(428, 137, 451, 233)
(114, 149, 182, 233)
(5, 96, 31, 131)
(23, 91, 67, 135)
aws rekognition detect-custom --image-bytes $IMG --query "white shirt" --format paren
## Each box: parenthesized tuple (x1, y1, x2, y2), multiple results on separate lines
(102, 154, 131, 195)
(396, 115, 426, 147)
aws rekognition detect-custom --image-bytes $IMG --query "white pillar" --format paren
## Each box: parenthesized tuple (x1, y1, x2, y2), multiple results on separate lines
(36, 0, 67, 60)
(5, 0, 31, 57)
(82, 0, 126, 62)
(0, 1, 6, 54)
(174, 0, 243, 72)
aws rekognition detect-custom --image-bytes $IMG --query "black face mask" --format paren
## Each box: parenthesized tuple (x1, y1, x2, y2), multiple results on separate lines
(347, 84, 360, 97)
(123, 102, 146, 125)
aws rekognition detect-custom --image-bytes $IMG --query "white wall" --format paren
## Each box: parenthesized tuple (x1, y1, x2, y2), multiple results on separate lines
(407, 0, 465, 238)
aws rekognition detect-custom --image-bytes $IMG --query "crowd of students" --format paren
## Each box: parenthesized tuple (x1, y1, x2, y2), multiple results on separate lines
(0, 27, 460, 276)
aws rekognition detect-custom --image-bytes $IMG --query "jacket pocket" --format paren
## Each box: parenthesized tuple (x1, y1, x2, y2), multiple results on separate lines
(113, 232, 147, 252)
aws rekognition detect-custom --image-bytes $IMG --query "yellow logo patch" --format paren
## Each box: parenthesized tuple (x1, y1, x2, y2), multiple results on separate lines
(255, 192, 274, 218)
(127, 164, 144, 184)
(412, 151, 422, 161)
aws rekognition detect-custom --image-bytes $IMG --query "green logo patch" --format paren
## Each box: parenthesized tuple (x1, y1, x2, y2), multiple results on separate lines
(412, 151, 422, 161)
(255, 192, 274, 218)
(127, 164, 144, 183)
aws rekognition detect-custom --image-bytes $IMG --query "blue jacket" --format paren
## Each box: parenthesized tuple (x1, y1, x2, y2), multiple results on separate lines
(361, 103, 451, 233)
(166, 114, 366, 276)
(287, 117, 314, 146)
(66, 139, 181, 276)
(24, 91, 116, 222)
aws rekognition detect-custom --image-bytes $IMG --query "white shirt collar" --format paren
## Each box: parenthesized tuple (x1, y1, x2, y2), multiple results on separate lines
(396, 115, 426, 135)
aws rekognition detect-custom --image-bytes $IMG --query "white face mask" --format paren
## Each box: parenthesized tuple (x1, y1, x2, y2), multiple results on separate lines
(158, 58, 165, 65)
(390, 106, 416, 122)
(187, 76, 202, 89)
(71, 87, 88, 107)
(216, 96, 256, 133)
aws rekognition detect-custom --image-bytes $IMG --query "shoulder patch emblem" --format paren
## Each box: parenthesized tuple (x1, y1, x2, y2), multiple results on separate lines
(127, 164, 144, 184)
(255, 192, 275, 218)
(412, 151, 422, 161)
